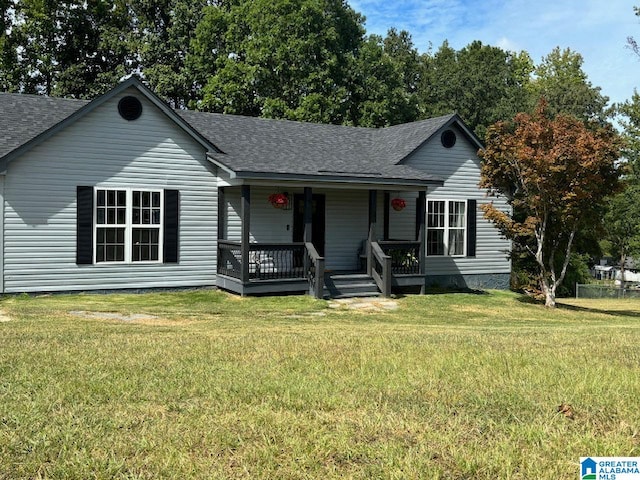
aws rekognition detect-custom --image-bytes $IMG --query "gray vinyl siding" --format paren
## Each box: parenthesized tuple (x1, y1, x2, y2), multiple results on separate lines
(224, 186, 293, 243)
(3, 87, 217, 292)
(323, 189, 370, 270)
(0, 175, 4, 293)
(388, 195, 416, 240)
(402, 125, 511, 276)
(223, 186, 242, 242)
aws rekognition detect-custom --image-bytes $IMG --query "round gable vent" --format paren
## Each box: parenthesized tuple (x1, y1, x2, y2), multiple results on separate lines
(118, 96, 143, 121)
(441, 129, 456, 148)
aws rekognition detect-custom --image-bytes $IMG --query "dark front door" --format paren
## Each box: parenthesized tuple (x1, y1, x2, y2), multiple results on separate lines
(293, 193, 326, 256)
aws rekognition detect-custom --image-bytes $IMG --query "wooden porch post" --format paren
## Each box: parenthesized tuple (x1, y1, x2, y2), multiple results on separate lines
(383, 191, 390, 241)
(217, 187, 226, 279)
(303, 187, 313, 285)
(241, 185, 250, 288)
(217, 187, 225, 241)
(417, 190, 426, 293)
(367, 189, 377, 276)
(304, 187, 312, 243)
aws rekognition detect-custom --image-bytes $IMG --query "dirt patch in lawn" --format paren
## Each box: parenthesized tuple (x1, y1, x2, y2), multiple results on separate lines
(70, 310, 159, 322)
(69, 310, 186, 326)
(328, 297, 399, 312)
(0, 310, 11, 322)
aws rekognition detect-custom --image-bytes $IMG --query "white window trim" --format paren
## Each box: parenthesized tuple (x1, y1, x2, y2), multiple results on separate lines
(93, 187, 164, 264)
(427, 199, 467, 257)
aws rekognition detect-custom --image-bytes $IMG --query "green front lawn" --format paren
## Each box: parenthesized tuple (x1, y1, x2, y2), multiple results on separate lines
(1, 290, 639, 479)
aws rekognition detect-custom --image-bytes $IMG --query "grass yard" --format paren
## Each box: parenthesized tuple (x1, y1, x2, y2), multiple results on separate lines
(0, 289, 639, 479)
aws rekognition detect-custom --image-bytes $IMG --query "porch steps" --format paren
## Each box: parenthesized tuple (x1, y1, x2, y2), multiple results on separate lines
(323, 272, 381, 299)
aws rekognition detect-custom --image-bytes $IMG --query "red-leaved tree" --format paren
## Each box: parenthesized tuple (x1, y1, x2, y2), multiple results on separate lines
(479, 101, 621, 307)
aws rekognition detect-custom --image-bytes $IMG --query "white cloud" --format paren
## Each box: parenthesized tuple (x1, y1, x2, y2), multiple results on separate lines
(495, 37, 521, 54)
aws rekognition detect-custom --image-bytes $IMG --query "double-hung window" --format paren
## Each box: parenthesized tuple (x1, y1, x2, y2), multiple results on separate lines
(427, 200, 467, 256)
(95, 189, 127, 262)
(131, 191, 162, 262)
(94, 188, 163, 263)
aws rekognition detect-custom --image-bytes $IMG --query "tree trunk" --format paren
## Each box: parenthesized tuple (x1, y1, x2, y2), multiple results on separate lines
(541, 278, 556, 307)
(545, 291, 556, 307)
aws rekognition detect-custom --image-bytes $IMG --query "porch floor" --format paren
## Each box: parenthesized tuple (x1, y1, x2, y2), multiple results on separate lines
(217, 269, 427, 299)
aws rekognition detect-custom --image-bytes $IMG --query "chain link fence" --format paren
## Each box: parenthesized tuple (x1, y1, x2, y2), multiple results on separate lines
(575, 284, 640, 299)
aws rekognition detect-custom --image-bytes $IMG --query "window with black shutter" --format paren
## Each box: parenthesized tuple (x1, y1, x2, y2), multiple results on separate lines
(76, 187, 179, 264)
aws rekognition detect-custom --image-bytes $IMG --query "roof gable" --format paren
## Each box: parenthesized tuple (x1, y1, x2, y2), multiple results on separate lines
(0, 77, 219, 171)
(392, 114, 484, 166)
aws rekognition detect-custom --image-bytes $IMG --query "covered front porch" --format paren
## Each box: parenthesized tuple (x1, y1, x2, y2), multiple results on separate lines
(215, 184, 428, 298)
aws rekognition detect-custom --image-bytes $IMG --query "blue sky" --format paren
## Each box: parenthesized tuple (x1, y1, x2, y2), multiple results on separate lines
(348, 0, 640, 106)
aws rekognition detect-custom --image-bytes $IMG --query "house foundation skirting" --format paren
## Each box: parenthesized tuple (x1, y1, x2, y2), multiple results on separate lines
(424, 273, 510, 290)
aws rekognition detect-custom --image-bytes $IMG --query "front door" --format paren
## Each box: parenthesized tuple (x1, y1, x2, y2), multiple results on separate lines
(293, 194, 326, 256)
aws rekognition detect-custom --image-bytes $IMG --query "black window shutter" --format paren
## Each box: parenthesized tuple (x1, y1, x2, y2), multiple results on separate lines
(466, 199, 477, 257)
(164, 190, 179, 263)
(76, 186, 94, 264)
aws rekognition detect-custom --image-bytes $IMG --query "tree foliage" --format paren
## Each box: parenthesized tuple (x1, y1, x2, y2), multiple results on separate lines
(189, 0, 364, 122)
(604, 90, 640, 280)
(352, 29, 422, 127)
(480, 101, 621, 307)
(0, 0, 616, 137)
(528, 47, 610, 123)
(604, 185, 640, 283)
(0, 0, 20, 92)
(618, 90, 640, 176)
(10, 0, 134, 97)
(627, 5, 640, 57)
(421, 41, 533, 139)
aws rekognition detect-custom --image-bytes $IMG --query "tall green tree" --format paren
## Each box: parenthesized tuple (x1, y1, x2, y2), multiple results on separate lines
(352, 29, 422, 127)
(189, 0, 364, 123)
(131, 0, 208, 108)
(603, 186, 640, 285)
(604, 90, 640, 282)
(11, 0, 134, 97)
(480, 101, 621, 307)
(618, 90, 640, 176)
(528, 47, 610, 123)
(13, 0, 59, 94)
(0, 1, 19, 91)
(54, 0, 134, 98)
(420, 41, 533, 138)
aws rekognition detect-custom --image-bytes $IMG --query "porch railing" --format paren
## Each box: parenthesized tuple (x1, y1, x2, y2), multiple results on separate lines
(218, 239, 420, 298)
(304, 242, 325, 299)
(378, 241, 422, 275)
(371, 241, 392, 297)
(218, 240, 242, 279)
(217, 240, 325, 298)
(218, 241, 306, 280)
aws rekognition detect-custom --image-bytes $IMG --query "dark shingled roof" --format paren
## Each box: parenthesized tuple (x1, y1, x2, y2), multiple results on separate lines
(177, 110, 453, 183)
(0, 88, 474, 185)
(0, 93, 89, 158)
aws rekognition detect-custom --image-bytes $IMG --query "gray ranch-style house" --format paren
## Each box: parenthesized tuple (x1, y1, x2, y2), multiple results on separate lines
(0, 77, 510, 298)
